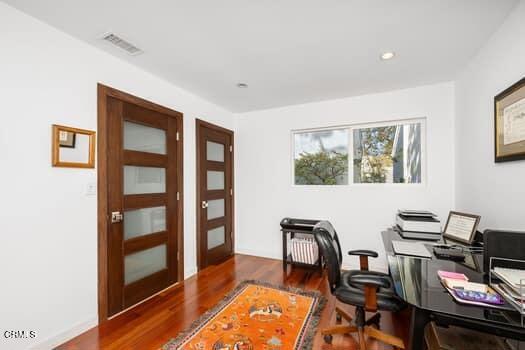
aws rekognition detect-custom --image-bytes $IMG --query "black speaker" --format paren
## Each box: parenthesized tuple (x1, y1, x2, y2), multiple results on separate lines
(483, 229, 525, 273)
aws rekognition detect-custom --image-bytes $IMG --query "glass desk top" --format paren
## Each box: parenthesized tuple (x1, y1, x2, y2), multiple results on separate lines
(382, 229, 525, 330)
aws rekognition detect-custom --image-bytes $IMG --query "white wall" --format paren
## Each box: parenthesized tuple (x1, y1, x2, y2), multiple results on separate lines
(0, 3, 235, 350)
(455, 0, 525, 231)
(3, 0, 523, 347)
(235, 82, 456, 271)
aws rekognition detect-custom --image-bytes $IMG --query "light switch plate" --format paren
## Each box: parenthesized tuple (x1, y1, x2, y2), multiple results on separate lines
(86, 182, 97, 196)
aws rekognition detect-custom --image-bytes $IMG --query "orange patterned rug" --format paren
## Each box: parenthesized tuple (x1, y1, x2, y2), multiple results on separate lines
(162, 280, 326, 350)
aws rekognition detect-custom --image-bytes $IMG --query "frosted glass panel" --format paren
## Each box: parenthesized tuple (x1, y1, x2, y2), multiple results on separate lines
(207, 199, 225, 220)
(124, 121, 166, 154)
(208, 226, 225, 250)
(124, 244, 166, 285)
(207, 171, 224, 190)
(124, 206, 166, 240)
(124, 166, 166, 194)
(207, 141, 224, 162)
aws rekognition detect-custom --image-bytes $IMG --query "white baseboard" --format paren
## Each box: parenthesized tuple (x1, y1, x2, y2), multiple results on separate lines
(235, 247, 282, 260)
(30, 268, 197, 350)
(184, 266, 198, 279)
(30, 317, 97, 350)
(236, 248, 388, 273)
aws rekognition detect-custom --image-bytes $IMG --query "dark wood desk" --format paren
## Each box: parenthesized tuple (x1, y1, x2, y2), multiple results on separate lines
(382, 229, 524, 350)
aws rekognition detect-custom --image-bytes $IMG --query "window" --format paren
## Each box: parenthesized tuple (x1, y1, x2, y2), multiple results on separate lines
(353, 122, 422, 183)
(292, 119, 424, 185)
(294, 129, 349, 185)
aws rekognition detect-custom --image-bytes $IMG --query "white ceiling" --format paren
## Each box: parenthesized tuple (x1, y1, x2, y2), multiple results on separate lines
(5, 0, 518, 112)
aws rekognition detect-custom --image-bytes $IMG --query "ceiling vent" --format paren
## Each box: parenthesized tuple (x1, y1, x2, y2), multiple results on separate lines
(101, 32, 143, 56)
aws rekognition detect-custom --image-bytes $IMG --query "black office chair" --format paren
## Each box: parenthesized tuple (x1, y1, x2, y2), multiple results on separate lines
(313, 221, 406, 350)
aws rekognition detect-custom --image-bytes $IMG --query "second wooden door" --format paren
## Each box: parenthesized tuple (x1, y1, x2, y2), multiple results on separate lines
(196, 119, 234, 269)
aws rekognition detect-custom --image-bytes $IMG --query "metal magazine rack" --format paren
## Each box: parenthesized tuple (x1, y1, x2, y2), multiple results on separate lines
(489, 256, 525, 327)
(280, 218, 323, 273)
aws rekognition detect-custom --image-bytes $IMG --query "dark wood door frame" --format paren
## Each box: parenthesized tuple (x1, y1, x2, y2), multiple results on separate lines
(195, 119, 234, 270)
(97, 84, 184, 322)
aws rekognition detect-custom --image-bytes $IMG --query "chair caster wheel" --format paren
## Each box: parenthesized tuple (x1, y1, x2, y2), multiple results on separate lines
(323, 334, 333, 344)
(336, 313, 342, 323)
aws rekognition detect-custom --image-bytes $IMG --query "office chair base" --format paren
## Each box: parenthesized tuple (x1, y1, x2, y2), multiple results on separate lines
(321, 308, 384, 344)
(323, 325, 404, 349)
(321, 309, 403, 349)
(322, 306, 357, 344)
(363, 325, 405, 349)
(365, 312, 381, 329)
(335, 306, 353, 323)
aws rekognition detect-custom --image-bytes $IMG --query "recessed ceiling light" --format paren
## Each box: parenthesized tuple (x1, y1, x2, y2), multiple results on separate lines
(380, 51, 395, 60)
(237, 83, 248, 88)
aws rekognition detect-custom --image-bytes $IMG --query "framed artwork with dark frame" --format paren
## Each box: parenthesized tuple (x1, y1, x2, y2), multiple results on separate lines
(443, 211, 481, 245)
(494, 77, 525, 163)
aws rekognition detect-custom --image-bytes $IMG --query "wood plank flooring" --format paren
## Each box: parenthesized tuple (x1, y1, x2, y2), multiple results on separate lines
(57, 254, 410, 349)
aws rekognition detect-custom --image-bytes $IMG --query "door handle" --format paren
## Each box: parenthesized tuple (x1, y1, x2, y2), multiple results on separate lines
(201, 201, 208, 209)
(111, 211, 123, 223)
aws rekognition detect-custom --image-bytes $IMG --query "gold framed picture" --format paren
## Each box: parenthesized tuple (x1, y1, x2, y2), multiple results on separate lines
(52, 124, 96, 168)
(494, 77, 525, 162)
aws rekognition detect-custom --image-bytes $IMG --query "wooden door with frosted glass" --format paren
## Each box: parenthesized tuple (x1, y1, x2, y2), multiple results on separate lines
(98, 85, 183, 319)
(196, 119, 234, 269)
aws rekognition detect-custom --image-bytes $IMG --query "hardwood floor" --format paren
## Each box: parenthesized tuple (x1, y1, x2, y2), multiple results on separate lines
(57, 254, 410, 349)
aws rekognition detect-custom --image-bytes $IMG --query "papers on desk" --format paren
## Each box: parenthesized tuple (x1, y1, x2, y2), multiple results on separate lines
(438, 271, 487, 292)
(441, 278, 488, 293)
(491, 267, 525, 311)
(437, 270, 468, 281)
(391, 241, 432, 258)
(493, 267, 525, 291)
(438, 270, 506, 309)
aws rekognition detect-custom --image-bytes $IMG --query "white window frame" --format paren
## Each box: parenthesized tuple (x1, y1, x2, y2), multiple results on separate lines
(291, 117, 427, 187)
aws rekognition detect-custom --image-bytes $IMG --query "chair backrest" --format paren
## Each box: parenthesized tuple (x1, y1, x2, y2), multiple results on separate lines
(313, 221, 343, 293)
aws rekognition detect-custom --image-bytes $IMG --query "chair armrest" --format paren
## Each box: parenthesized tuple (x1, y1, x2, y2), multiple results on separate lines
(349, 274, 391, 289)
(348, 250, 378, 258)
(348, 250, 378, 271)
